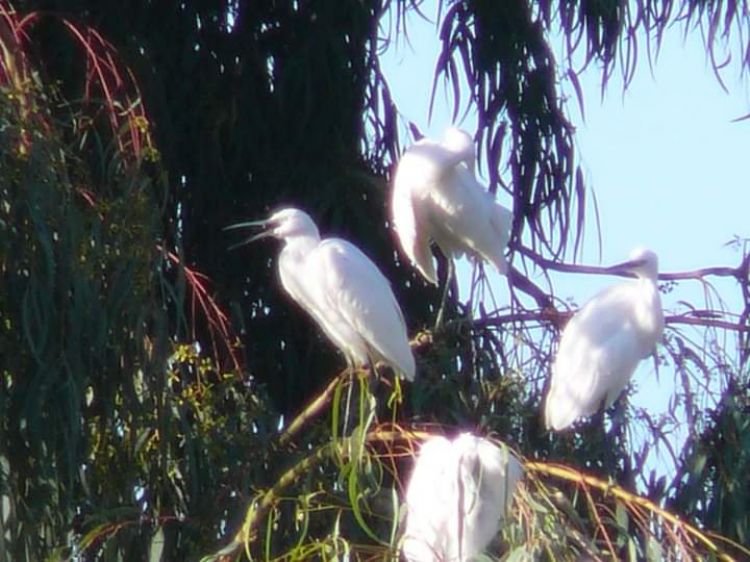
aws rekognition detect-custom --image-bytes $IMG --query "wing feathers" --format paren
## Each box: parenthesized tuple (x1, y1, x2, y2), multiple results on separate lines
(315, 240, 416, 380)
(545, 281, 661, 430)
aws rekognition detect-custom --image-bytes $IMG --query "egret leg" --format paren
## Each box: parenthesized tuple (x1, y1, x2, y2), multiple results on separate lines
(367, 356, 385, 407)
(341, 356, 379, 438)
(361, 356, 377, 425)
(434, 258, 455, 330)
(341, 358, 356, 437)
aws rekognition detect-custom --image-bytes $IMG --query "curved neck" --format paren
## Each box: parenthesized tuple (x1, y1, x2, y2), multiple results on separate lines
(280, 232, 319, 257)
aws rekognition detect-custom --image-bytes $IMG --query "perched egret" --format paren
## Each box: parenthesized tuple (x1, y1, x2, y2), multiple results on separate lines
(544, 248, 664, 431)
(402, 433, 524, 562)
(391, 127, 513, 287)
(226, 208, 415, 380)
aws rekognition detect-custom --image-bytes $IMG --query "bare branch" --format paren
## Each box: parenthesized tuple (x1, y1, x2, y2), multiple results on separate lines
(471, 310, 750, 334)
(515, 243, 750, 283)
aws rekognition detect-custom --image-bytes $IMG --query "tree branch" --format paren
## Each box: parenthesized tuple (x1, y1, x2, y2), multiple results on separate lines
(513, 243, 750, 282)
(471, 310, 750, 333)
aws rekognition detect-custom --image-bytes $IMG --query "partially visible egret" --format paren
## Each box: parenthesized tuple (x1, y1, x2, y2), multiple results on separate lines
(544, 248, 664, 431)
(402, 433, 524, 562)
(391, 127, 513, 298)
(226, 208, 415, 380)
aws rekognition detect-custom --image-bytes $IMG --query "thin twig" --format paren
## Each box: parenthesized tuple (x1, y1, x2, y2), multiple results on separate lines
(276, 333, 434, 448)
(471, 310, 750, 333)
(278, 369, 350, 447)
(515, 242, 750, 282)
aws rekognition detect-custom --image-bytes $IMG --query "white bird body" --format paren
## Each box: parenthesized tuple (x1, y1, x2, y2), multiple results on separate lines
(230, 208, 415, 380)
(401, 436, 457, 560)
(402, 433, 523, 562)
(544, 249, 664, 431)
(392, 127, 513, 285)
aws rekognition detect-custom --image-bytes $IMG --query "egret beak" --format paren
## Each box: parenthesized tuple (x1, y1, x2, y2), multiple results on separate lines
(605, 257, 645, 275)
(224, 218, 274, 250)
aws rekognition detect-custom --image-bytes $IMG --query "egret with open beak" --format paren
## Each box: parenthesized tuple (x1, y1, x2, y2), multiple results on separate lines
(225, 208, 416, 381)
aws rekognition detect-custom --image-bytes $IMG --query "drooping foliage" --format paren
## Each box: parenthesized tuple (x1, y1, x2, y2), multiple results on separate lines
(0, 6, 275, 559)
(0, 0, 748, 560)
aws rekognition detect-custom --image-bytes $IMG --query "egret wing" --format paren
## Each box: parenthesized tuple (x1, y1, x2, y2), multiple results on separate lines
(545, 282, 646, 430)
(392, 140, 458, 284)
(451, 435, 523, 560)
(392, 138, 479, 284)
(314, 239, 416, 380)
(393, 133, 512, 281)
(432, 164, 511, 273)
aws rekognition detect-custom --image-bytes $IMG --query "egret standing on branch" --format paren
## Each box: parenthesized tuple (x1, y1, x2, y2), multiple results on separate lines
(402, 433, 524, 562)
(544, 248, 664, 431)
(391, 127, 513, 323)
(226, 208, 416, 381)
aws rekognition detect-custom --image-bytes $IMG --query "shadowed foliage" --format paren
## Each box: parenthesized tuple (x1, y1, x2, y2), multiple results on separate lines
(0, 0, 749, 560)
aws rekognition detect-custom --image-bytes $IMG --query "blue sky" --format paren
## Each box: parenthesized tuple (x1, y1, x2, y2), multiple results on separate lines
(381, 8, 748, 269)
(380, 4, 749, 477)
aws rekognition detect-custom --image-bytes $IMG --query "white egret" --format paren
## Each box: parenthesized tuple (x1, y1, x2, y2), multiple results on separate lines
(402, 433, 524, 562)
(226, 208, 415, 381)
(544, 248, 664, 431)
(391, 127, 513, 287)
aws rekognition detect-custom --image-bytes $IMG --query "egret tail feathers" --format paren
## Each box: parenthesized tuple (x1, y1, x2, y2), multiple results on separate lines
(390, 345, 416, 381)
(488, 251, 509, 275)
(489, 202, 512, 275)
(544, 387, 579, 431)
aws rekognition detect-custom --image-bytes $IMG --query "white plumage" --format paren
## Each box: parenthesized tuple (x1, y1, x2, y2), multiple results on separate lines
(227, 208, 415, 380)
(391, 127, 513, 285)
(402, 433, 524, 561)
(544, 248, 664, 431)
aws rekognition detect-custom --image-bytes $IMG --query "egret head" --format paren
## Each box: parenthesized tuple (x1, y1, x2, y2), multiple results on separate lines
(225, 207, 319, 248)
(263, 208, 319, 239)
(442, 127, 476, 170)
(611, 248, 659, 280)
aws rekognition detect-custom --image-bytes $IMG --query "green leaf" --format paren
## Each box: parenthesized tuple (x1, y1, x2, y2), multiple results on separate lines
(149, 528, 165, 562)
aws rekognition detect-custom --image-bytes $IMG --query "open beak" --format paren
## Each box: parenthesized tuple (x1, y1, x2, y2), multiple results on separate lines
(223, 218, 274, 250)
